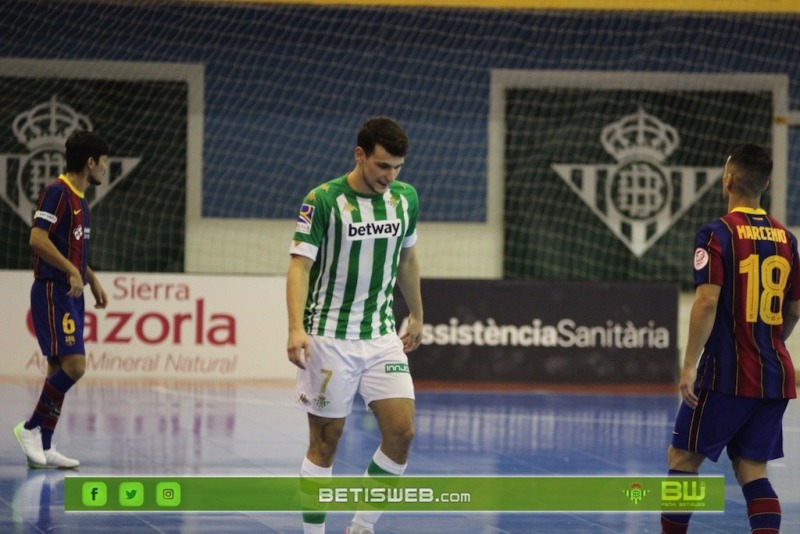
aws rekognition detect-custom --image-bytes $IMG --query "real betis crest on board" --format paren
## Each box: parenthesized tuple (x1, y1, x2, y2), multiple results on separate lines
(0, 96, 140, 225)
(623, 481, 650, 504)
(551, 108, 720, 257)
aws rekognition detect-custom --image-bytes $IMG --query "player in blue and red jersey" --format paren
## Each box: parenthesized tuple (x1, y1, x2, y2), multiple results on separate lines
(662, 144, 800, 534)
(13, 130, 109, 469)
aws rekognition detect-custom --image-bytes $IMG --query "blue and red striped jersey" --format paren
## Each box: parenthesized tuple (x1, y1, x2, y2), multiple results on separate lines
(32, 175, 91, 285)
(693, 207, 800, 399)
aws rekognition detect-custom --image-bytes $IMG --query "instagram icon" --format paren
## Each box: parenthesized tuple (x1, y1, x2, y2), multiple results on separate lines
(156, 481, 181, 507)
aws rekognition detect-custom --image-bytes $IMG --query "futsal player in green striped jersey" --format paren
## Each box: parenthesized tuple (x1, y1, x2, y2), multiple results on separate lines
(287, 117, 424, 534)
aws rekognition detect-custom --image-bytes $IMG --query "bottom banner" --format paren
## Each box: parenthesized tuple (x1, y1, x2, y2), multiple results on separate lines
(65, 476, 724, 513)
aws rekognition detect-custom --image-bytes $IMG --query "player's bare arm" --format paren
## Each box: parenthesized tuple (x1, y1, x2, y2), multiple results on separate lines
(29, 227, 83, 298)
(286, 254, 313, 369)
(86, 268, 108, 309)
(680, 283, 720, 408)
(396, 245, 423, 352)
(783, 299, 800, 341)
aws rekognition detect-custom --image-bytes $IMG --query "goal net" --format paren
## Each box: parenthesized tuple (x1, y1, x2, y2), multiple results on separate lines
(0, 1, 796, 284)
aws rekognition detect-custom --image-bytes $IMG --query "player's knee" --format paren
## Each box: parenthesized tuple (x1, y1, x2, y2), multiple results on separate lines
(321, 426, 344, 448)
(63, 358, 86, 381)
(70, 366, 86, 381)
(386, 423, 415, 449)
(731, 457, 768, 486)
(308, 438, 339, 466)
(402, 424, 415, 445)
(667, 445, 702, 472)
(308, 420, 345, 462)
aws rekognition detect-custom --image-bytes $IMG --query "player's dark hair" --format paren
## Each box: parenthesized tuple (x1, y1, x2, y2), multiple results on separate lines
(65, 130, 109, 173)
(357, 116, 409, 157)
(727, 143, 772, 197)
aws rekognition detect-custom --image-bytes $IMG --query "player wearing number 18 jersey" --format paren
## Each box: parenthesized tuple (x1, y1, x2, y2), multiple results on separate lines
(661, 144, 800, 534)
(693, 208, 799, 399)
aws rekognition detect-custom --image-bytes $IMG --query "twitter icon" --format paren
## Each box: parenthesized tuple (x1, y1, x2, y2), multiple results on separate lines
(119, 482, 144, 507)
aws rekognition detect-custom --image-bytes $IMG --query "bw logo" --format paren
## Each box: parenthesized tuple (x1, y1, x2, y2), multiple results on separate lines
(0, 96, 141, 225)
(551, 108, 721, 257)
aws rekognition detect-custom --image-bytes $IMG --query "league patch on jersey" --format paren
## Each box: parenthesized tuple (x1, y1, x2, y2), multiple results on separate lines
(295, 204, 314, 235)
(694, 247, 709, 270)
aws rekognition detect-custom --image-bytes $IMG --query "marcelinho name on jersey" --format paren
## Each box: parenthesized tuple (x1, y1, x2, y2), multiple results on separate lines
(736, 224, 788, 243)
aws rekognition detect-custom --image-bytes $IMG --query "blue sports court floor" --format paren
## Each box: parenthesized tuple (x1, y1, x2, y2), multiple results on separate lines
(1, 379, 798, 533)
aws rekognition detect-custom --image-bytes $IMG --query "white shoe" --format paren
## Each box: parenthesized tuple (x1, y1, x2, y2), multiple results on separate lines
(13, 422, 46, 466)
(345, 523, 374, 534)
(39, 446, 80, 469)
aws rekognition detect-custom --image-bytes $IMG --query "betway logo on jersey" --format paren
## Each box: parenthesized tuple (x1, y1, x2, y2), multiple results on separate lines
(346, 221, 402, 240)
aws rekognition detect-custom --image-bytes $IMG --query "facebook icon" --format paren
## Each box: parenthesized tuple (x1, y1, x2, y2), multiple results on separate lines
(81, 482, 107, 507)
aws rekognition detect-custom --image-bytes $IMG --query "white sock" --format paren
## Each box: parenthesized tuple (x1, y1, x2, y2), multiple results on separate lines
(370, 447, 407, 476)
(351, 448, 407, 529)
(301, 456, 332, 478)
(301, 457, 332, 534)
(303, 523, 325, 534)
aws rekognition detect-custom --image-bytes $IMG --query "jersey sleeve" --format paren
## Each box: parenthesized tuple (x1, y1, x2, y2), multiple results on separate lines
(401, 184, 419, 248)
(788, 231, 800, 302)
(32, 186, 65, 231)
(289, 188, 329, 260)
(693, 223, 725, 287)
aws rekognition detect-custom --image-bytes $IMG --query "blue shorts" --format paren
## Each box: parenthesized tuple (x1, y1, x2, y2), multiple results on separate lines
(671, 388, 788, 462)
(30, 279, 85, 361)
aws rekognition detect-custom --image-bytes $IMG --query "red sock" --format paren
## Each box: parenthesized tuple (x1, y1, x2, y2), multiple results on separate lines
(28, 369, 76, 449)
(660, 469, 695, 534)
(660, 514, 690, 534)
(743, 478, 780, 534)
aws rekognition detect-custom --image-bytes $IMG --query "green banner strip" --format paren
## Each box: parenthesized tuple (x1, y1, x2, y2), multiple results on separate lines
(65, 475, 724, 512)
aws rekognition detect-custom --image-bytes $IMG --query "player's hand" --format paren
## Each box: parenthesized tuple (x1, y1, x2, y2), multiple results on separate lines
(90, 281, 108, 309)
(287, 330, 311, 370)
(66, 271, 84, 298)
(400, 315, 423, 352)
(679, 366, 699, 409)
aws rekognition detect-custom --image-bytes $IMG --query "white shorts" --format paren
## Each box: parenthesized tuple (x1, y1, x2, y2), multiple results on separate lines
(295, 333, 415, 418)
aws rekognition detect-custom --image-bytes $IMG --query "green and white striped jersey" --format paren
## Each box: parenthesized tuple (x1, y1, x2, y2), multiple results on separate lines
(290, 175, 419, 340)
